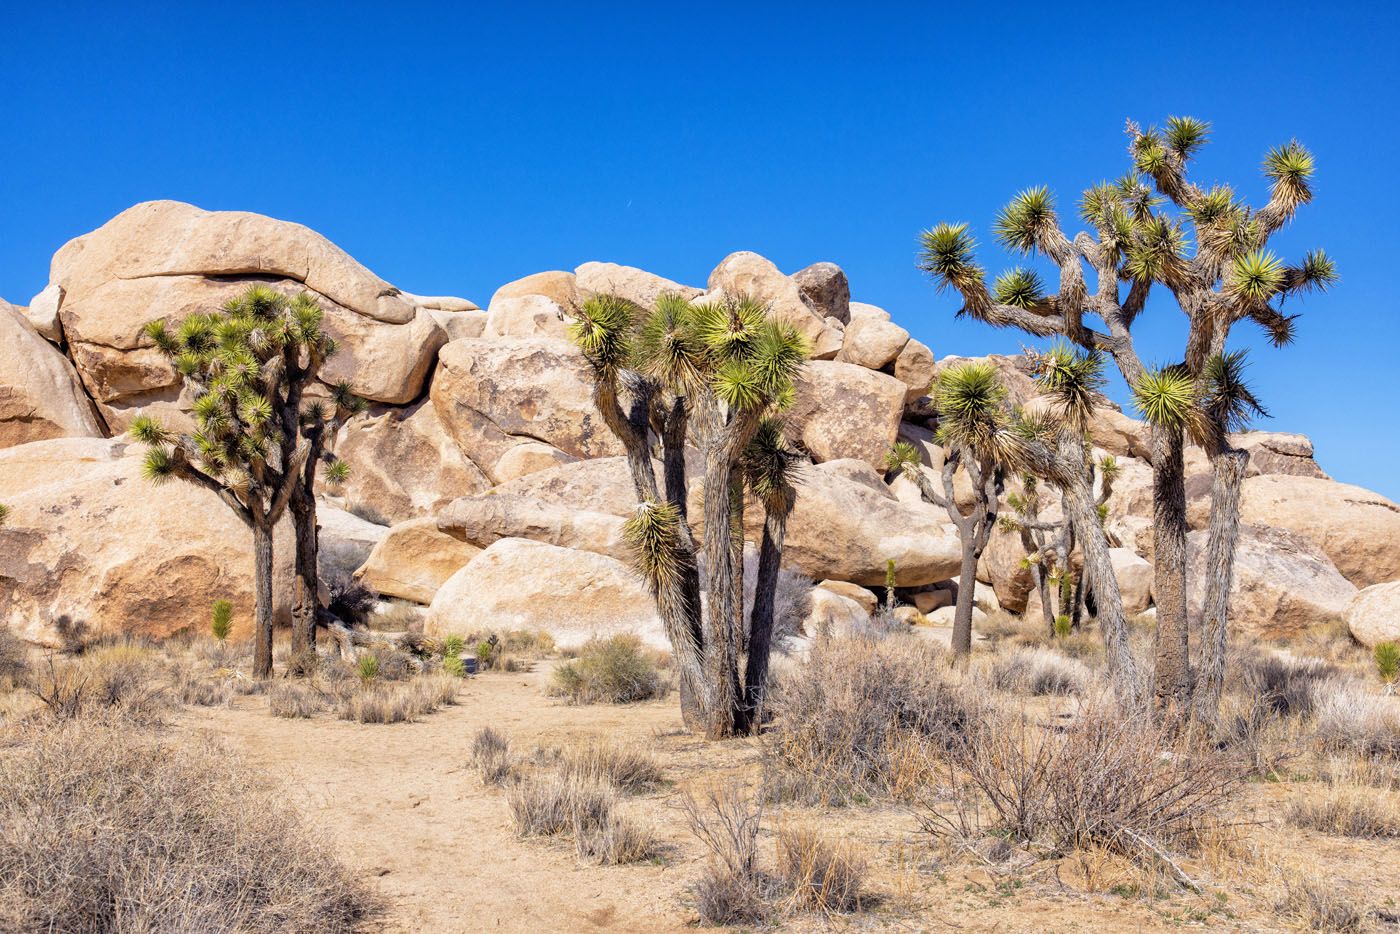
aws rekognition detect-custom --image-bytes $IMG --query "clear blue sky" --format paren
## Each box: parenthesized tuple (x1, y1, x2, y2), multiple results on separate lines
(4, 2, 1397, 498)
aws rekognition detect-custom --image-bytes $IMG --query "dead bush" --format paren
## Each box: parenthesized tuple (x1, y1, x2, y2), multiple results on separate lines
(681, 782, 773, 925)
(560, 743, 662, 793)
(1287, 784, 1400, 838)
(28, 647, 170, 724)
(470, 726, 514, 785)
(1239, 651, 1339, 718)
(549, 634, 669, 705)
(0, 717, 376, 932)
(1310, 678, 1400, 758)
(268, 682, 325, 719)
(988, 646, 1092, 696)
(763, 633, 982, 804)
(1280, 878, 1368, 933)
(774, 826, 866, 913)
(574, 809, 656, 865)
(506, 772, 652, 862)
(923, 703, 1250, 879)
(337, 675, 456, 724)
(168, 665, 233, 707)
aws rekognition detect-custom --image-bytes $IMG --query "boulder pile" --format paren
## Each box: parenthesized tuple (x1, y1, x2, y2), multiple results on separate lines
(2, 200, 1396, 649)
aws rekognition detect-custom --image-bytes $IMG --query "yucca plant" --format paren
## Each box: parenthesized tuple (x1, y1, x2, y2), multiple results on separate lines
(1375, 642, 1399, 687)
(916, 117, 1334, 721)
(571, 290, 806, 738)
(130, 284, 356, 678)
(210, 599, 233, 642)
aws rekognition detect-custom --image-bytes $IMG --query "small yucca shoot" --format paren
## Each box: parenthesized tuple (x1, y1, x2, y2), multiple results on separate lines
(1054, 615, 1073, 638)
(443, 655, 466, 678)
(1375, 642, 1399, 685)
(210, 599, 233, 641)
(476, 639, 497, 670)
(442, 634, 466, 659)
(357, 653, 380, 683)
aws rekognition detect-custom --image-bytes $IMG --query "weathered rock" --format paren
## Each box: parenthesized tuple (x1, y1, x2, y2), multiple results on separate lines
(893, 338, 935, 403)
(430, 337, 623, 483)
(489, 271, 580, 312)
(428, 308, 488, 341)
(981, 524, 1036, 614)
(836, 316, 909, 370)
(493, 441, 577, 483)
(491, 456, 646, 519)
(1234, 432, 1328, 479)
(791, 262, 851, 324)
(575, 261, 701, 309)
(1343, 581, 1400, 648)
(333, 400, 490, 524)
(1110, 547, 1153, 615)
(424, 539, 665, 648)
(1089, 408, 1152, 460)
(437, 492, 628, 561)
(786, 361, 905, 469)
(1232, 475, 1400, 588)
(926, 605, 987, 628)
(0, 438, 294, 645)
(913, 589, 952, 613)
(484, 294, 573, 340)
(355, 517, 481, 604)
(0, 302, 104, 448)
(1185, 524, 1356, 640)
(402, 294, 479, 313)
(817, 580, 878, 615)
(848, 302, 890, 322)
(24, 284, 64, 342)
(802, 587, 871, 638)
(707, 252, 832, 347)
(317, 505, 389, 572)
(810, 318, 845, 360)
(317, 303, 446, 405)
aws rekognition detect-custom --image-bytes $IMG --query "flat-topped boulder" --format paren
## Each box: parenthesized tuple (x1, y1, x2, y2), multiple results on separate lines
(437, 492, 628, 561)
(356, 517, 481, 604)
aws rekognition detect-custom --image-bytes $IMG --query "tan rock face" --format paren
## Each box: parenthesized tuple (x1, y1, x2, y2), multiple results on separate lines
(790, 262, 851, 324)
(490, 271, 580, 312)
(483, 294, 573, 340)
(837, 316, 909, 370)
(848, 302, 890, 322)
(424, 538, 665, 649)
(803, 587, 871, 637)
(1109, 547, 1153, 615)
(355, 517, 481, 604)
(1235, 475, 1400, 588)
(429, 308, 488, 341)
(24, 284, 64, 342)
(913, 589, 952, 613)
(491, 456, 646, 519)
(816, 580, 878, 615)
(1343, 581, 1400, 648)
(575, 262, 701, 309)
(333, 400, 490, 525)
(493, 441, 577, 484)
(437, 493, 628, 561)
(893, 339, 935, 403)
(0, 439, 294, 645)
(981, 524, 1036, 614)
(787, 360, 905, 470)
(430, 337, 623, 483)
(707, 252, 831, 348)
(0, 303, 104, 449)
(1185, 524, 1356, 640)
(1233, 432, 1327, 479)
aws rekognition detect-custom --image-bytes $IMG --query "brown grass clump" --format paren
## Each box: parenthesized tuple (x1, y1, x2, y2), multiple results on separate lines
(774, 826, 866, 913)
(0, 716, 376, 932)
(764, 633, 982, 804)
(470, 726, 514, 785)
(0, 625, 28, 690)
(1280, 878, 1369, 933)
(987, 646, 1092, 696)
(681, 782, 772, 925)
(506, 772, 656, 865)
(1310, 678, 1400, 758)
(560, 743, 662, 793)
(337, 675, 457, 724)
(1286, 783, 1400, 838)
(27, 646, 171, 724)
(268, 681, 326, 719)
(549, 634, 669, 705)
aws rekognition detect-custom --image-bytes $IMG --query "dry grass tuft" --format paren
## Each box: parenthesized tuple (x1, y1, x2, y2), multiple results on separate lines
(1286, 783, 1400, 838)
(0, 716, 376, 932)
(560, 743, 662, 793)
(337, 675, 457, 724)
(987, 646, 1092, 696)
(27, 647, 172, 724)
(269, 681, 326, 719)
(506, 772, 656, 865)
(774, 825, 866, 913)
(1310, 678, 1400, 758)
(0, 626, 28, 690)
(470, 726, 514, 785)
(1280, 878, 1369, 933)
(682, 782, 772, 925)
(550, 634, 670, 705)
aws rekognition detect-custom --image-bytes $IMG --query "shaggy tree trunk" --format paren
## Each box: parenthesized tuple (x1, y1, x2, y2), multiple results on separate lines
(252, 519, 275, 679)
(1192, 444, 1248, 723)
(702, 450, 745, 738)
(950, 545, 980, 657)
(742, 502, 788, 730)
(290, 488, 319, 659)
(1151, 426, 1191, 716)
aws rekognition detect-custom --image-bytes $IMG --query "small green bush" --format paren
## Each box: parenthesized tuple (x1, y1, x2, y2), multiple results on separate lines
(1374, 641, 1399, 684)
(476, 639, 497, 670)
(442, 656, 466, 678)
(1053, 614, 1073, 638)
(442, 634, 466, 659)
(356, 654, 380, 683)
(548, 635, 668, 705)
(210, 600, 233, 641)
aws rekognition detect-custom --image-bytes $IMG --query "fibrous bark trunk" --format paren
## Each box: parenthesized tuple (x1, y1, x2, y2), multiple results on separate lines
(252, 519, 275, 679)
(1192, 444, 1248, 723)
(290, 488, 319, 659)
(742, 502, 788, 729)
(950, 545, 980, 658)
(702, 450, 745, 738)
(1151, 425, 1191, 715)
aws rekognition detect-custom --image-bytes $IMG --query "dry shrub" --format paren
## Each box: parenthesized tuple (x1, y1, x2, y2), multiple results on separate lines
(470, 726, 514, 785)
(925, 703, 1249, 877)
(499, 629, 557, 657)
(682, 782, 772, 925)
(269, 682, 325, 719)
(549, 634, 669, 705)
(168, 665, 233, 707)
(560, 743, 662, 793)
(1287, 784, 1400, 838)
(764, 633, 981, 804)
(0, 716, 376, 932)
(1280, 878, 1368, 933)
(774, 826, 866, 913)
(506, 772, 655, 864)
(28, 647, 171, 724)
(574, 808, 655, 865)
(1240, 651, 1339, 718)
(0, 626, 28, 690)
(337, 675, 457, 724)
(1310, 678, 1400, 758)
(988, 646, 1092, 696)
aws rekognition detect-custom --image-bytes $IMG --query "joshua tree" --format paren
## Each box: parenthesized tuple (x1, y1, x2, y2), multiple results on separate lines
(886, 361, 1016, 659)
(571, 291, 806, 738)
(917, 117, 1333, 719)
(130, 285, 343, 678)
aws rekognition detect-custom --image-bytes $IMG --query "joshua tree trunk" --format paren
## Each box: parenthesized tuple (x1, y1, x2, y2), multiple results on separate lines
(742, 501, 788, 729)
(1192, 444, 1248, 723)
(1151, 426, 1191, 714)
(702, 451, 745, 738)
(290, 487, 319, 659)
(252, 518, 275, 679)
(950, 545, 981, 657)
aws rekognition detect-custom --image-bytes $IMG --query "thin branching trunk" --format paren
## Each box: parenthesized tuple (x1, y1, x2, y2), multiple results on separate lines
(742, 500, 788, 729)
(252, 518, 275, 679)
(1192, 444, 1247, 723)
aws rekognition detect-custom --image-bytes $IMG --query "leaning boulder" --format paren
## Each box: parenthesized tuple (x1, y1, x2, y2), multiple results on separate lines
(424, 539, 665, 648)
(836, 315, 909, 370)
(1185, 524, 1356, 640)
(791, 262, 851, 324)
(484, 294, 573, 340)
(489, 270, 580, 311)
(490, 456, 647, 519)
(356, 517, 481, 604)
(786, 361, 905, 470)
(0, 302, 104, 448)
(1343, 581, 1400, 648)
(575, 261, 700, 309)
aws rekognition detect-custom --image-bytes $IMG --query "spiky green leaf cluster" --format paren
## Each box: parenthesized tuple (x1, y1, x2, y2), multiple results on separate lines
(917, 223, 985, 298)
(1263, 140, 1315, 206)
(884, 440, 921, 477)
(934, 361, 1025, 467)
(324, 459, 352, 484)
(1226, 250, 1286, 304)
(741, 418, 802, 506)
(1202, 350, 1268, 433)
(992, 268, 1045, 309)
(570, 294, 639, 373)
(1292, 249, 1338, 294)
(1132, 366, 1198, 430)
(1165, 116, 1211, 157)
(994, 187, 1055, 254)
(623, 500, 687, 594)
(1030, 342, 1106, 431)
